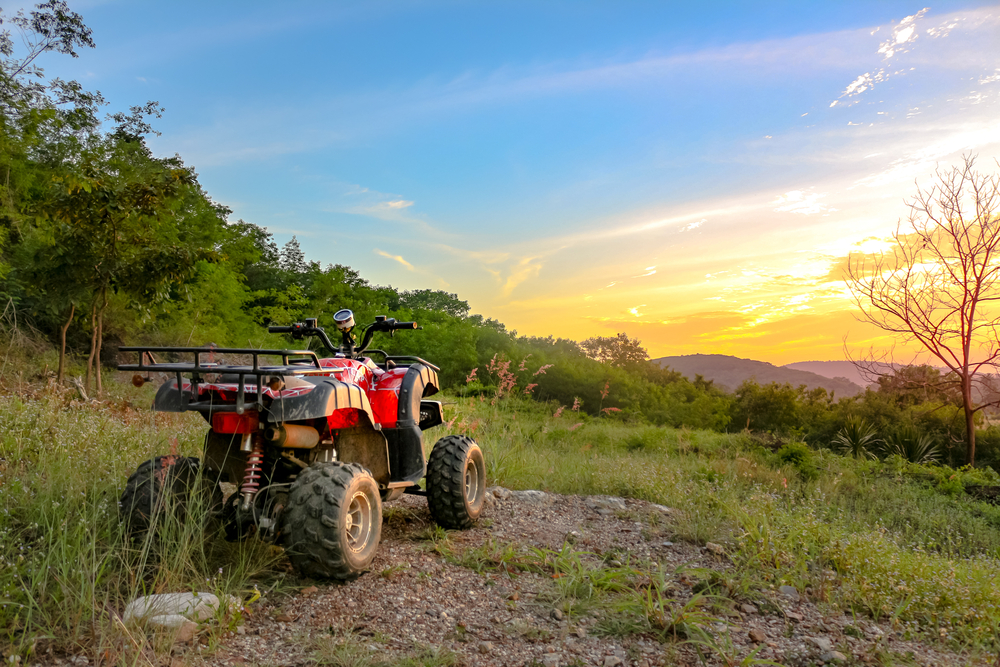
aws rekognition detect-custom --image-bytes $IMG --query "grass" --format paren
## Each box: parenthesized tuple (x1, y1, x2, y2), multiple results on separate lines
(7, 340, 1000, 662)
(0, 363, 287, 662)
(434, 393, 1000, 652)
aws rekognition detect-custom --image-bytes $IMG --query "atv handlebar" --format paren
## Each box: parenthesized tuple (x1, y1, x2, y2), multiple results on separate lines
(268, 314, 419, 359)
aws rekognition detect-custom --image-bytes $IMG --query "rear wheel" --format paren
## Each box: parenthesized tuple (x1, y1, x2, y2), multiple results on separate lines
(426, 435, 486, 529)
(283, 462, 382, 580)
(119, 456, 221, 535)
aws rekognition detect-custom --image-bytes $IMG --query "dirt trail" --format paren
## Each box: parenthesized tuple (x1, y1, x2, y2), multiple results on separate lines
(206, 490, 976, 667)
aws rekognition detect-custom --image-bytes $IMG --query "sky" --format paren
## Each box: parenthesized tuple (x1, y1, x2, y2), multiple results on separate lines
(21, 0, 1000, 364)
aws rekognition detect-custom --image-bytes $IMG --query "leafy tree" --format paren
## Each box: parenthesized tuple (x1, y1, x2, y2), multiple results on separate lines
(581, 332, 648, 368)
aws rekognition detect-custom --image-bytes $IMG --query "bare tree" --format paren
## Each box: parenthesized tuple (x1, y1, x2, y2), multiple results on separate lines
(847, 155, 1000, 466)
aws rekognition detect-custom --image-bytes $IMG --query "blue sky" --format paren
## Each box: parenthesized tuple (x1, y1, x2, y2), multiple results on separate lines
(26, 0, 1000, 361)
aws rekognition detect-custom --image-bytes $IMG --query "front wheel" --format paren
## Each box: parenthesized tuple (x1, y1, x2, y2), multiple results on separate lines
(282, 462, 382, 580)
(426, 435, 486, 529)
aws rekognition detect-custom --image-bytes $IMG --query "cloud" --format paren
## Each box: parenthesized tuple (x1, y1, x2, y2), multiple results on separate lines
(680, 219, 705, 232)
(771, 190, 838, 215)
(374, 249, 414, 271)
(501, 256, 545, 296)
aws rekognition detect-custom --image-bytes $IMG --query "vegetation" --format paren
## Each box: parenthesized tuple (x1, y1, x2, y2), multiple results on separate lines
(4, 3, 1000, 664)
(847, 155, 1000, 466)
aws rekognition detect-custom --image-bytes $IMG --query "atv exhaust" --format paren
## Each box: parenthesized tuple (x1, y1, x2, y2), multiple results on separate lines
(263, 424, 320, 449)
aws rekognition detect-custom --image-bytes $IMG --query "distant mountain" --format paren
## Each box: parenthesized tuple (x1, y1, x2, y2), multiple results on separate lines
(653, 354, 865, 397)
(782, 360, 883, 389)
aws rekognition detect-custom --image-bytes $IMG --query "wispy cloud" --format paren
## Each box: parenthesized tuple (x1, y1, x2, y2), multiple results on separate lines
(374, 249, 415, 271)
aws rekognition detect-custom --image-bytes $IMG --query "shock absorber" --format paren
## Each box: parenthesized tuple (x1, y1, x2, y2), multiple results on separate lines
(240, 434, 264, 511)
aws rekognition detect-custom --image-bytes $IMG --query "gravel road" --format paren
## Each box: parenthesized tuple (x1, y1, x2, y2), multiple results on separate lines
(202, 488, 979, 667)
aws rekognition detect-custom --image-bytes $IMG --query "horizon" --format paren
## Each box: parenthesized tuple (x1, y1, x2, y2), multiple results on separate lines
(19, 0, 1000, 365)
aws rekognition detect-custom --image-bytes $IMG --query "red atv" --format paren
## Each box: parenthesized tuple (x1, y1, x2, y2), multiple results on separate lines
(117, 310, 487, 580)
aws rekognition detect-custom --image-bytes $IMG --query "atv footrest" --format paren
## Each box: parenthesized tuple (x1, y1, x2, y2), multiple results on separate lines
(403, 487, 428, 497)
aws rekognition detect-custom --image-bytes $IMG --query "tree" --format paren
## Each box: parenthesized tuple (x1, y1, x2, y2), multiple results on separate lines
(581, 332, 649, 368)
(847, 155, 1000, 466)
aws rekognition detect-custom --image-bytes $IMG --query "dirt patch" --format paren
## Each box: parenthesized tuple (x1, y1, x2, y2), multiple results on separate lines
(203, 490, 979, 667)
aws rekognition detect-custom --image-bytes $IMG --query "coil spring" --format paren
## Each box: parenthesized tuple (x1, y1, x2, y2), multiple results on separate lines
(240, 442, 264, 496)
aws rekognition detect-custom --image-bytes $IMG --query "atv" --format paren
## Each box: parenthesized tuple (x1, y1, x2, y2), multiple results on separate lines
(117, 310, 486, 580)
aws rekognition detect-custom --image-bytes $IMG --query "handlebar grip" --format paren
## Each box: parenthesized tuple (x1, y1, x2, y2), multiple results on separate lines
(268, 326, 293, 333)
(393, 321, 418, 330)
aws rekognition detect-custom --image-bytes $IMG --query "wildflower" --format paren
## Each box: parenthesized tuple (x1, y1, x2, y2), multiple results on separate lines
(569, 423, 583, 431)
(524, 383, 538, 395)
(553, 406, 565, 419)
(466, 368, 478, 384)
(600, 382, 610, 400)
(571, 397, 581, 411)
(601, 407, 621, 414)
(518, 355, 532, 372)
(533, 364, 554, 376)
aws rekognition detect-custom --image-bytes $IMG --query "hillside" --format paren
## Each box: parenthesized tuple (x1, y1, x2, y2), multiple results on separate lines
(783, 360, 883, 389)
(653, 353, 864, 397)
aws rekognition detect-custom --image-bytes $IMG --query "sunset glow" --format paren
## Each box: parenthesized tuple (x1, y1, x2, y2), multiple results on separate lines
(46, 1, 1000, 364)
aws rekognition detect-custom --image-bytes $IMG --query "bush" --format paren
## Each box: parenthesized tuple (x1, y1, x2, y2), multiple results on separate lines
(831, 417, 881, 459)
(775, 442, 819, 481)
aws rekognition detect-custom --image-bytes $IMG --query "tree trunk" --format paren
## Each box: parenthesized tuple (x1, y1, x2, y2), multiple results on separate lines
(85, 300, 98, 394)
(57, 303, 75, 384)
(963, 376, 976, 466)
(95, 290, 107, 397)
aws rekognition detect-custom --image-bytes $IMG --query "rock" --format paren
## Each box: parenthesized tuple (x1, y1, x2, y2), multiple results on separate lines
(585, 496, 627, 511)
(235, 626, 246, 635)
(807, 636, 834, 652)
(511, 490, 551, 504)
(778, 585, 800, 602)
(661, 541, 674, 547)
(425, 609, 437, 617)
(821, 651, 847, 663)
(478, 642, 493, 654)
(439, 611, 449, 619)
(596, 508, 615, 516)
(489, 486, 511, 500)
(541, 654, 561, 667)
(300, 586, 319, 596)
(740, 603, 758, 614)
(551, 609, 564, 621)
(603, 657, 623, 667)
(123, 592, 227, 625)
(608, 559, 623, 568)
(575, 627, 587, 638)
(566, 530, 582, 543)
(786, 611, 804, 622)
(705, 542, 724, 555)
(483, 491, 494, 504)
(650, 503, 674, 514)
(748, 628, 766, 643)
(146, 615, 198, 643)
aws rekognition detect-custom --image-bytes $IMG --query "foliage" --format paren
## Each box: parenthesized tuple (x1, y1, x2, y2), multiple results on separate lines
(831, 417, 881, 460)
(881, 424, 942, 464)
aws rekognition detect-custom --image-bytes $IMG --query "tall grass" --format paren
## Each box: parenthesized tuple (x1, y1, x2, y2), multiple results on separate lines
(0, 382, 284, 661)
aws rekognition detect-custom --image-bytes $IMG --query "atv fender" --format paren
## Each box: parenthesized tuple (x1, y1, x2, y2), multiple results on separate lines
(263, 379, 376, 426)
(385, 363, 439, 485)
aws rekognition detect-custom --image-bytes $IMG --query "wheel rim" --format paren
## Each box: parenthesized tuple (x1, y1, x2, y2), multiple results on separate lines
(464, 458, 481, 504)
(345, 491, 373, 553)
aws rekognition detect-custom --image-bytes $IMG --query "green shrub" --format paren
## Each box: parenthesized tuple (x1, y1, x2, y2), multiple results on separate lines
(775, 442, 819, 481)
(831, 417, 881, 460)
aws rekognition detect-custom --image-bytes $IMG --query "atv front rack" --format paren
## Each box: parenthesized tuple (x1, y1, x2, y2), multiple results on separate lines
(119, 346, 329, 415)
